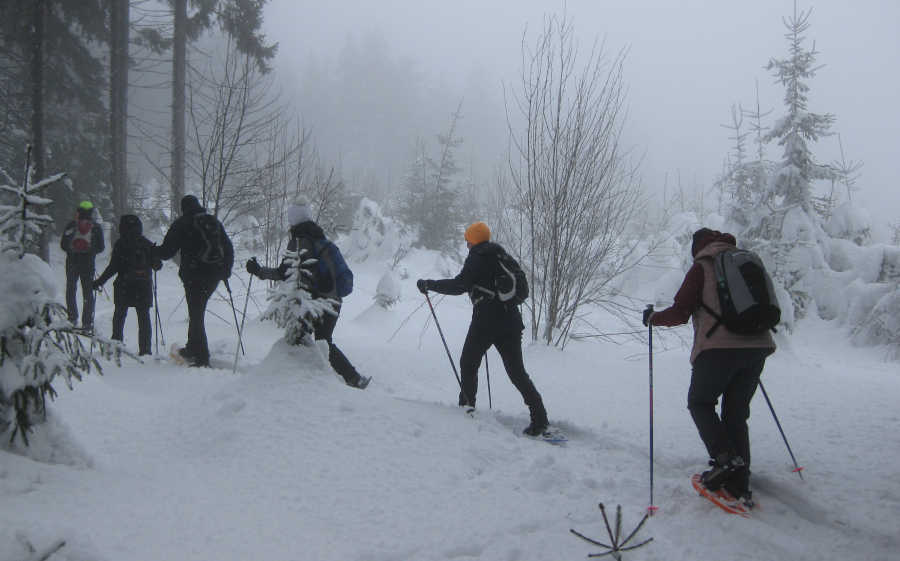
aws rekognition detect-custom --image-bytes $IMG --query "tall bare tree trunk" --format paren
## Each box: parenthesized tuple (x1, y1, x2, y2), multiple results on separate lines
(171, 0, 186, 219)
(110, 0, 129, 236)
(30, 0, 49, 261)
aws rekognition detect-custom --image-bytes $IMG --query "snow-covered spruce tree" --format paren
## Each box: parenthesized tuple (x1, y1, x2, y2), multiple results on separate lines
(1, 147, 128, 446)
(736, 2, 840, 322)
(763, 3, 838, 214)
(260, 249, 337, 345)
(714, 104, 755, 224)
(396, 103, 466, 254)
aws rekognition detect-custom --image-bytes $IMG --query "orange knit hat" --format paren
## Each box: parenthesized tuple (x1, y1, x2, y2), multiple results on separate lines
(464, 222, 491, 245)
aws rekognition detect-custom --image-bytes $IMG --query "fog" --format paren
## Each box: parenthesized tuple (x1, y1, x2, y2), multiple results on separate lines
(262, 0, 900, 229)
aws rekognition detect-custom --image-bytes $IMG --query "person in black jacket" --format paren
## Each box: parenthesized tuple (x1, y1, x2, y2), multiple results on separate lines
(246, 202, 370, 389)
(60, 200, 105, 331)
(155, 195, 234, 367)
(416, 222, 549, 436)
(93, 215, 163, 356)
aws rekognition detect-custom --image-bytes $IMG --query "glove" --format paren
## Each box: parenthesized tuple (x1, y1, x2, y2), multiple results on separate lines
(416, 279, 431, 294)
(642, 306, 655, 327)
(246, 257, 261, 277)
(92, 279, 103, 292)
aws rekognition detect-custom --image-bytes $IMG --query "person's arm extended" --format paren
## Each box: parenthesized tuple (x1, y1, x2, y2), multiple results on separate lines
(94, 243, 120, 286)
(156, 219, 182, 261)
(429, 254, 479, 296)
(650, 263, 703, 327)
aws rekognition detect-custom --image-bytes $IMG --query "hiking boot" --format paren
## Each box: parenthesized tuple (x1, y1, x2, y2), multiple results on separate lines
(723, 468, 752, 502)
(349, 375, 371, 390)
(523, 421, 549, 437)
(523, 406, 549, 436)
(701, 453, 746, 492)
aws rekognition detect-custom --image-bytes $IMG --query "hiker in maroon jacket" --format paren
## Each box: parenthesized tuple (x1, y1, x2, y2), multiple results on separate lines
(60, 201, 105, 331)
(643, 228, 775, 506)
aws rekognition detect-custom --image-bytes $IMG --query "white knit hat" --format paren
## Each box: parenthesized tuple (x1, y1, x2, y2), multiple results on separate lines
(287, 202, 312, 226)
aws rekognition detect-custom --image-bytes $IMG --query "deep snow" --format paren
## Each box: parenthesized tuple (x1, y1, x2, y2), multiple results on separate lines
(2, 248, 899, 561)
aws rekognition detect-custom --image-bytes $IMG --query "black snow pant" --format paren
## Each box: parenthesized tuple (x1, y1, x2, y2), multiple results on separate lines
(688, 347, 770, 488)
(183, 276, 220, 365)
(458, 326, 546, 421)
(66, 261, 96, 329)
(112, 305, 152, 355)
(313, 303, 362, 386)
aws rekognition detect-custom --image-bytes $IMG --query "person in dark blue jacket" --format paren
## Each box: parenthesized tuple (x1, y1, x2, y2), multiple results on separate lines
(246, 202, 369, 389)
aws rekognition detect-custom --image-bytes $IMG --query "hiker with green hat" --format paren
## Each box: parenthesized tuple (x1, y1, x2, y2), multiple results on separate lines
(60, 200, 105, 331)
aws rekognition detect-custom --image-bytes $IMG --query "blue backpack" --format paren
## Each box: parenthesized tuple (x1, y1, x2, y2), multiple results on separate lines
(295, 236, 353, 299)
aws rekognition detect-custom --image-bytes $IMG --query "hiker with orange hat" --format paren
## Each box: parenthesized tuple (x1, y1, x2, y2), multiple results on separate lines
(417, 222, 550, 436)
(60, 200, 105, 332)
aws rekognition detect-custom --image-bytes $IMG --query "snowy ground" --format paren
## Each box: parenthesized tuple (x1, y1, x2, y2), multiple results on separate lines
(2, 248, 899, 561)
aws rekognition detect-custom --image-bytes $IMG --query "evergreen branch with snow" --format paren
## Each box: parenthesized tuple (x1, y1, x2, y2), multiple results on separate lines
(1, 296, 134, 446)
(260, 249, 337, 345)
(0, 144, 135, 448)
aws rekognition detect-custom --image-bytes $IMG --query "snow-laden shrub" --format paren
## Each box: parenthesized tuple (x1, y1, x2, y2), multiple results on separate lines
(825, 203, 872, 246)
(1, 148, 128, 447)
(260, 249, 337, 345)
(851, 286, 900, 358)
(374, 270, 401, 309)
(344, 198, 412, 267)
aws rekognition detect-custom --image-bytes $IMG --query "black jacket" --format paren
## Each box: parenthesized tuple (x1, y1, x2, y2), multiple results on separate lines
(60, 216, 104, 268)
(96, 236, 161, 309)
(156, 199, 234, 282)
(429, 241, 524, 333)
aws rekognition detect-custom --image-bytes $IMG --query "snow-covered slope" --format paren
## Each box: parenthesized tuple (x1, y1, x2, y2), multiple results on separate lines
(2, 256, 899, 561)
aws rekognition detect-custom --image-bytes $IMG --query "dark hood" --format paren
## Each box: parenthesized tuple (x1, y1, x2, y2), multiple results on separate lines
(691, 228, 736, 257)
(180, 195, 205, 216)
(119, 214, 143, 239)
(290, 220, 324, 240)
(469, 241, 503, 257)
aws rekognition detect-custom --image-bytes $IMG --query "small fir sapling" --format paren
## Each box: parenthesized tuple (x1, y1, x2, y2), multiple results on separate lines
(260, 248, 337, 345)
(0, 146, 130, 446)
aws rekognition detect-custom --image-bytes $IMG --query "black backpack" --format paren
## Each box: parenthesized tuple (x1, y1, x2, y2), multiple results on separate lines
(124, 242, 152, 281)
(701, 248, 781, 336)
(192, 213, 225, 266)
(474, 250, 529, 306)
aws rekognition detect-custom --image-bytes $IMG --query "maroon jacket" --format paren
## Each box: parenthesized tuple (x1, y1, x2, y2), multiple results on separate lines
(650, 230, 775, 363)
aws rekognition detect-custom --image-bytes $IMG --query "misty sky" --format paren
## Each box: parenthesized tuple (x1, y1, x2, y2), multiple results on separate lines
(263, 0, 900, 230)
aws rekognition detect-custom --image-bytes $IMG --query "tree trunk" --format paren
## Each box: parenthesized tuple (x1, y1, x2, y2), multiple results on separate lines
(110, 0, 129, 238)
(30, 0, 49, 261)
(171, 0, 186, 219)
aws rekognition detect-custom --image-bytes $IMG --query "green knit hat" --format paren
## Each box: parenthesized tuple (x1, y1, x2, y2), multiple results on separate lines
(78, 200, 94, 211)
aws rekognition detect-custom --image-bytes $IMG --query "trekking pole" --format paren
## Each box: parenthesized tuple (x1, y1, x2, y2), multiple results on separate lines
(646, 305, 658, 516)
(153, 269, 160, 355)
(484, 353, 492, 409)
(423, 292, 472, 406)
(232, 275, 253, 375)
(758, 380, 804, 479)
(223, 279, 245, 356)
